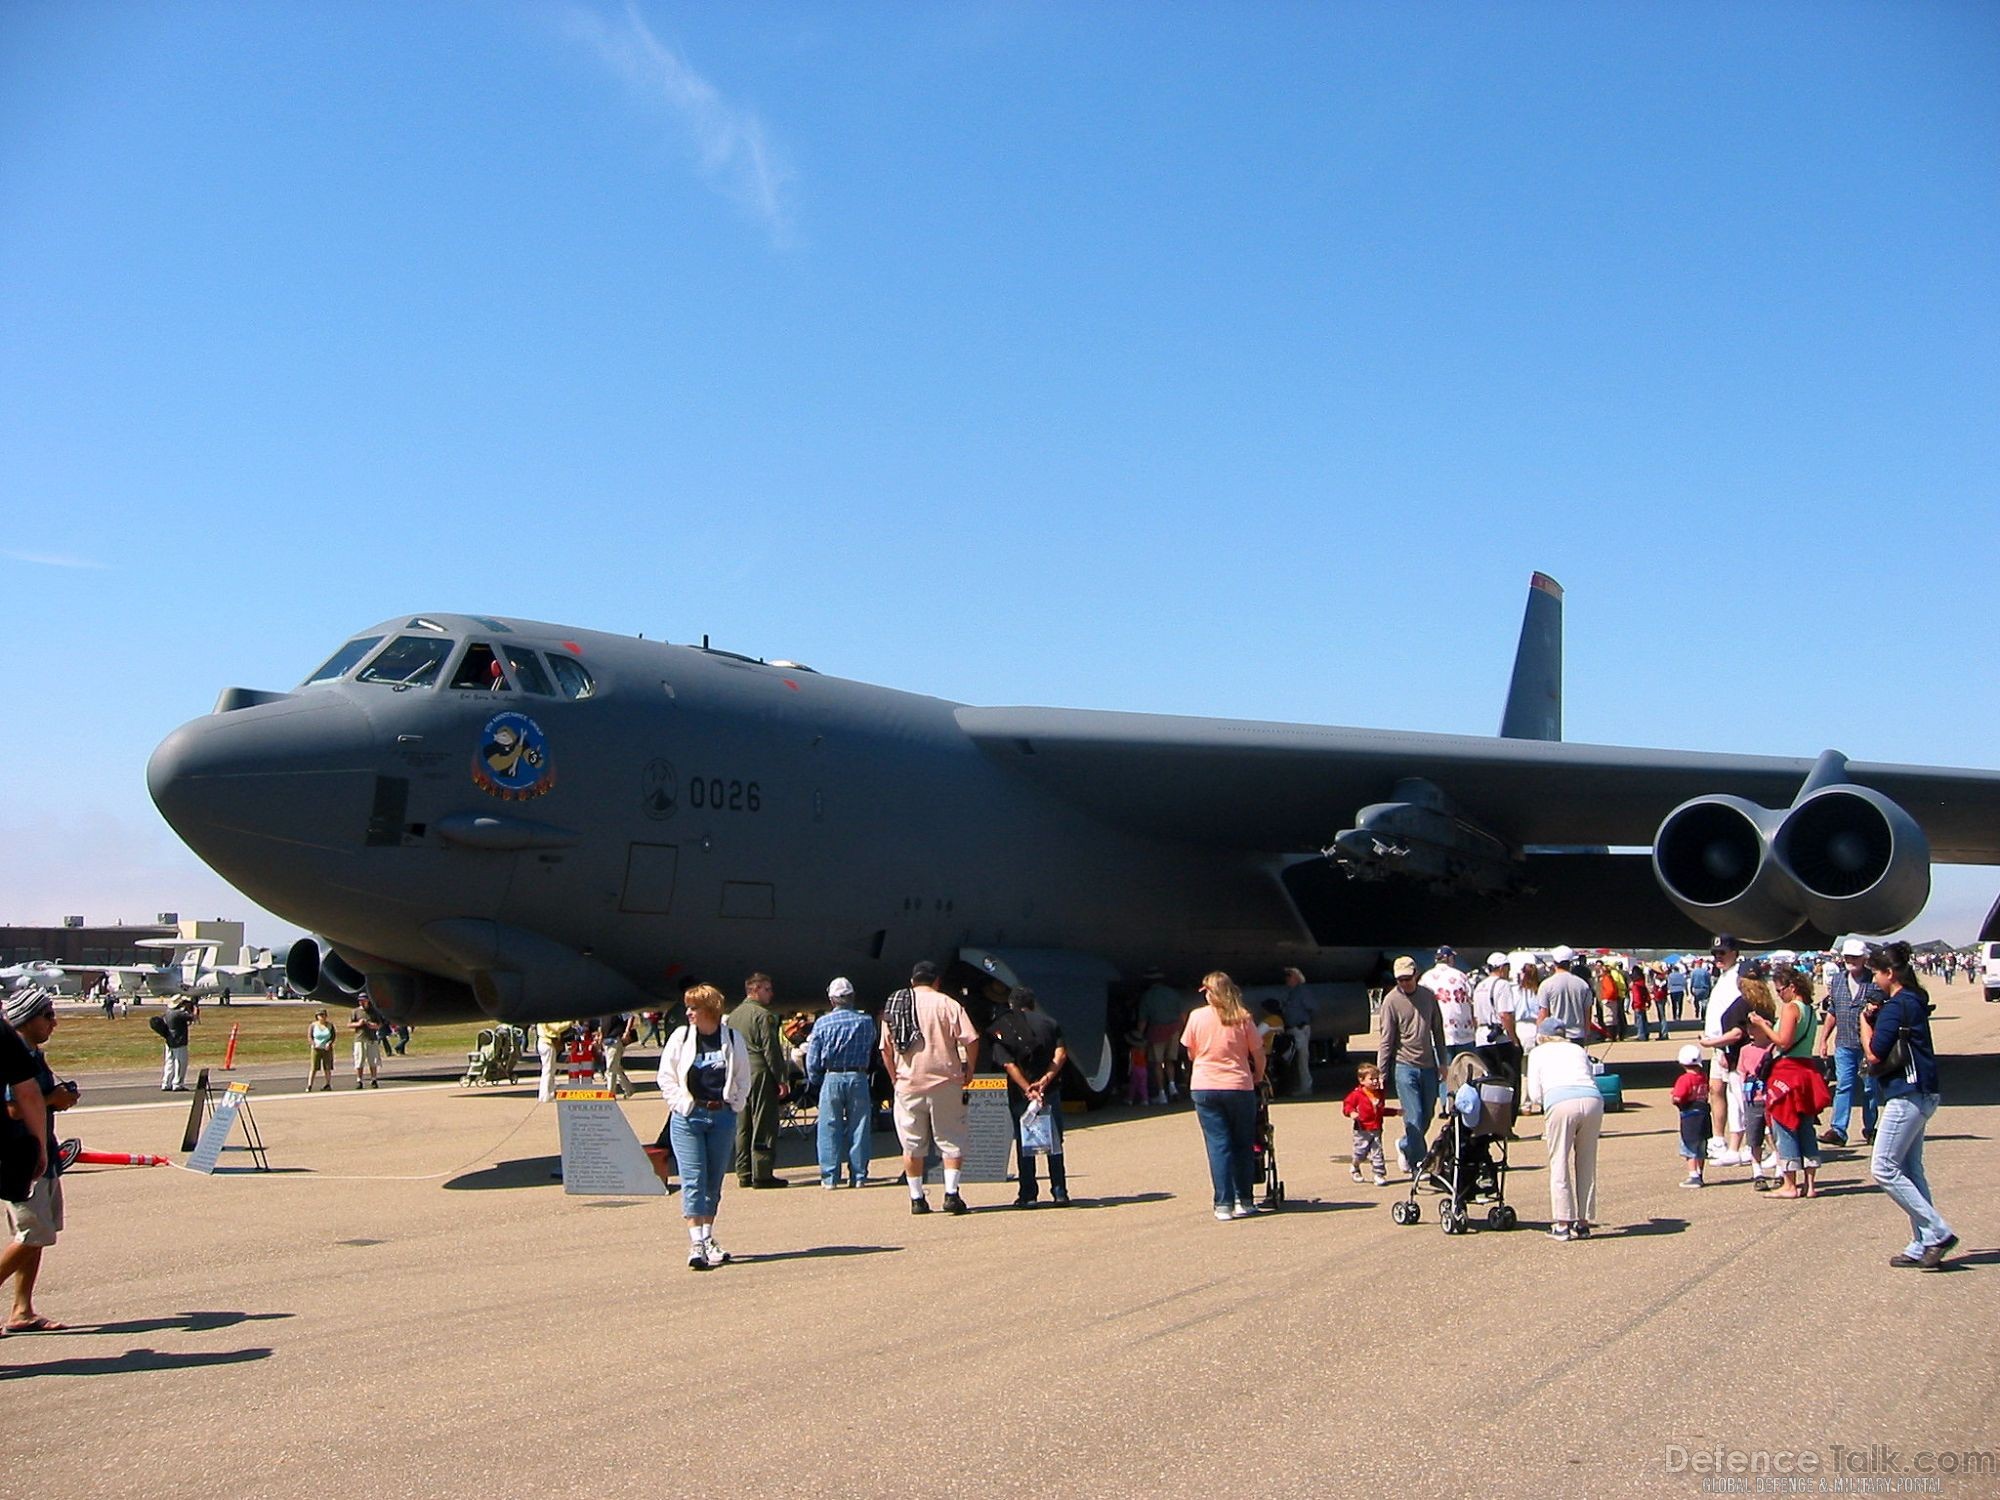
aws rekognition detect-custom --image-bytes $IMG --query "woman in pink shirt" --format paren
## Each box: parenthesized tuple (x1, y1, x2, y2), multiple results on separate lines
(1180, 972, 1267, 1220)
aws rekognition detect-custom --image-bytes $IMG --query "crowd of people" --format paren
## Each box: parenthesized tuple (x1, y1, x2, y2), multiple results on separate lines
(579, 934, 1963, 1276)
(0, 932, 1963, 1320)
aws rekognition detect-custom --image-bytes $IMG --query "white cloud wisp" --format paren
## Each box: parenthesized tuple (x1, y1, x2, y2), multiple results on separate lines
(565, 2, 794, 244)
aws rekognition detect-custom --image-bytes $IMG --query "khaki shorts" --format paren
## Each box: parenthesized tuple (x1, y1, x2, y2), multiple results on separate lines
(354, 1038, 382, 1070)
(6, 1175, 63, 1247)
(894, 1086, 968, 1158)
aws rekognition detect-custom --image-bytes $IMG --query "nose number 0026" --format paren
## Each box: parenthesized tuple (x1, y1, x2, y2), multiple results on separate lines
(688, 777, 762, 813)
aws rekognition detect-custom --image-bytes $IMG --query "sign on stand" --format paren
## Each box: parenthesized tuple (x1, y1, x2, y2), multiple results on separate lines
(555, 1089, 665, 1197)
(927, 1076, 1012, 1185)
(187, 1081, 269, 1173)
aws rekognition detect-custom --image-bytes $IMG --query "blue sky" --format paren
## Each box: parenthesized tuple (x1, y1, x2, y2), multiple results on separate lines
(4, 2, 1995, 946)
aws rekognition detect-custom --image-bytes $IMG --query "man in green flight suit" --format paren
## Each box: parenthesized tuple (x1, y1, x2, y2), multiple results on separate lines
(727, 972, 790, 1187)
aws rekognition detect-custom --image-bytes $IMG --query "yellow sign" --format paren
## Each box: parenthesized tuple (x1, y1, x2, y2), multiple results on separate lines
(964, 1076, 1008, 1092)
(555, 1088, 614, 1101)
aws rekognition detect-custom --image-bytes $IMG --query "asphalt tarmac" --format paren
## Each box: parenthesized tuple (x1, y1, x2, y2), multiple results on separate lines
(8, 979, 1997, 1498)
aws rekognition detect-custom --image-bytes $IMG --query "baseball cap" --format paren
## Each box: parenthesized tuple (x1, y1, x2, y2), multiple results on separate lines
(3, 990, 53, 1029)
(1839, 938, 1868, 958)
(1487, 952, 1510, 969)
(1536, 1014, 1567, 1039)
(1711, 933, 1740, 955)
(1551, 945, 1576, 964)
(1392, 956, 1418, 978)
(1435, 944, 1455, 958)
(1676, 1043, 1704, 1067)
(826, 977, 855, 1000)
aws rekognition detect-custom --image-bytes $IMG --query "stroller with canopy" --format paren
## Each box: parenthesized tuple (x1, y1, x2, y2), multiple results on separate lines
(1391, 1042, 1520, 1234)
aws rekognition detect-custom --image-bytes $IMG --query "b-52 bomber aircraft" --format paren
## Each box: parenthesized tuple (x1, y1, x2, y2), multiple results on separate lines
(147, 576, 2000, 1094)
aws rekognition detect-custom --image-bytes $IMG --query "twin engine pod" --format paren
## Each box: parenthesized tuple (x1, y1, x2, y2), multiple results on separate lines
(1652, 758, 1930, 942)
(284, 937, 485, 1022)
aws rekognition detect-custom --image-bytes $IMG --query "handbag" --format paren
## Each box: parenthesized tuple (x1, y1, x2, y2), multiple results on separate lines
(1018, 1101, 1057, 1156)
(1866, 1029, 1909, 1081)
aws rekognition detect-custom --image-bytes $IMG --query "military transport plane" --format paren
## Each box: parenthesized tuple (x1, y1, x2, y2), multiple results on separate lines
(146, 578, 2000, 1093)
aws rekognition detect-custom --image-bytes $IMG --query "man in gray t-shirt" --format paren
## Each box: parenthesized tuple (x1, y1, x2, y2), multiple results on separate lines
(1377, 957, 1445, 1175)
(1538, 948, 1595, 1043)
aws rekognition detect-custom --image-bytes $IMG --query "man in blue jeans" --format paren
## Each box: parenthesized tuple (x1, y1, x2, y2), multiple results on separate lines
(1377, 956, 1446, 1177)
(1818, 939, 1882, 1147)
(803, 977, 878, 1188)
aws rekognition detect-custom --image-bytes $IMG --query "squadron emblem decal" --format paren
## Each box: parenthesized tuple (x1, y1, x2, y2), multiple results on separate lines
(473, 712, 554, 800)
(641, 759, 678, 820)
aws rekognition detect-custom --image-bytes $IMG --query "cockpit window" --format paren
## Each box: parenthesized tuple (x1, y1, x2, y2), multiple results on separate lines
(303, 636, 384, 685)
(357, 634, 457, 688)
(502, 645, 554, 696)
(450, 642, 510, 691)
(546, 654, 596, 700)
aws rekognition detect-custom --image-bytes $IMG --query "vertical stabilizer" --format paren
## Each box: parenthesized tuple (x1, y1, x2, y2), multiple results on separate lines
(1499, 572, 1563, 741)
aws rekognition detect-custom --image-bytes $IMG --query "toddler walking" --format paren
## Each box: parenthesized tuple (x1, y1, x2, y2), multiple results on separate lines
(1342, 1062, 1391, 1186)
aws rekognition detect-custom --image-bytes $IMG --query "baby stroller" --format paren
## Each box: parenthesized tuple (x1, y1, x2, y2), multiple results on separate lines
(1252, 1080, 1286, 1208)
(460, 1026, 520, 1087)
(1391, 1044, 1519, 1234)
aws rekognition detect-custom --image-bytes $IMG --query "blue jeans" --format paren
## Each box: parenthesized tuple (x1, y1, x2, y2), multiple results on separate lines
(815, 1072, 873, 1185)
(1830, 1046, 1880, 1139)
(669, 1105, 734, 1219)
(1870, 1093, 1950, 1254)
(1191, 1089, 1258, 1207)
(1393, 1063, 1440, 1171)
(1768, 1110, 1819, 1172)
(1636, 1008, 1659, 1041)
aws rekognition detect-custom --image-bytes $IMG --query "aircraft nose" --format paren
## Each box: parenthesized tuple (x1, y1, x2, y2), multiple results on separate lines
(148, 692, 379, 861)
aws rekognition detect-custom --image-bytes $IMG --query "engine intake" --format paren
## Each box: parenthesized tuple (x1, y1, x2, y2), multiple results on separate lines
(1652, 754, 1931, 942)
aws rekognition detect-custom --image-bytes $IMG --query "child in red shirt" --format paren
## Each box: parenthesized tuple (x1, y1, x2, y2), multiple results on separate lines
(1342, 1062, 1392, 1186)
(1671, 1043, 1712, 1187)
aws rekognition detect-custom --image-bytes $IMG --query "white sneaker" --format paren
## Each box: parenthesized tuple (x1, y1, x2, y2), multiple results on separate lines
(1350, 1167, 1364, 1183)
(1213, 1206, 1233, 1222)
(702, 1240, 731, 1268)
(1230, 1200, 1261, 1219)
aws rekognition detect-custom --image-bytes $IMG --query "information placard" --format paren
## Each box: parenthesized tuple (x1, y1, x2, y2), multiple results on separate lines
(556, 1090, 666, 1197)
(957, 1077, 1013, 1185)
(187, 1083, 251, 1175)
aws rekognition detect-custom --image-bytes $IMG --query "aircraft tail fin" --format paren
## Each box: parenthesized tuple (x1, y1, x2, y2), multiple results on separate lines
(1498, 572, 1563, 741)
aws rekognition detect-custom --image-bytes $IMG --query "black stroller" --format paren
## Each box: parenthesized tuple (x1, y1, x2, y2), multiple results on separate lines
(1390, 1043, 1519, 1234)
(1252, 1080, 1286, 1208)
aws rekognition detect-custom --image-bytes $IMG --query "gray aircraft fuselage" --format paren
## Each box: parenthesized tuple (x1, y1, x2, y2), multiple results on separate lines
(148, 620, 1315, 1024)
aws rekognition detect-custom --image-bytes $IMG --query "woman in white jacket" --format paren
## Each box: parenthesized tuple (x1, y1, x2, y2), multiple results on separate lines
(657, 984, 751, 1270)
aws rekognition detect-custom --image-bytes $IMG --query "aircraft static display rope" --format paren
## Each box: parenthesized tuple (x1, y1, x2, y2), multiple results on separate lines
(166, 1098, 554, 1182)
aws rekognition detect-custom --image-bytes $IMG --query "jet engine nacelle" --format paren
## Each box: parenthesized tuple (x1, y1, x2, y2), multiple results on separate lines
(284, 938, 368, 1001)
(1652, 771, 1931, 942)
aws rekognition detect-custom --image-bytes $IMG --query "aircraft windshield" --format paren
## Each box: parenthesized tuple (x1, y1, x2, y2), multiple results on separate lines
(357, 634, 457, 688)
(502, 645, 554, 696)
(547, 654, 595, 700)
(303, 636, 384, 685)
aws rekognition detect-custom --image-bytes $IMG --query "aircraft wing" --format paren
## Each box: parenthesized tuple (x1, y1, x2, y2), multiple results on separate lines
(956, 707, 2000, 861)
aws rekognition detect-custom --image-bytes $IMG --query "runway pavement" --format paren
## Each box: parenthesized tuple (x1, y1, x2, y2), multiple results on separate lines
(7, 979, 1997, 1498)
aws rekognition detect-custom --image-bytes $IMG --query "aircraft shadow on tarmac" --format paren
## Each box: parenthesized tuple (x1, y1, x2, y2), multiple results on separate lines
(1568, 1216, 1689, 1239)
(727, 1245, 904, 1264)
(1050, 1191, 1174, 1210)
(444, 1155, 567, 1190)
(0, 1346, 275, 1381)
(62, 1310, 295, 1337)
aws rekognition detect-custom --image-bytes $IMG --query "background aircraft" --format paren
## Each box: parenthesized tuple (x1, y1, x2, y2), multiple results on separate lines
(1, 960, 65, 996)
(147, 577, 2000, 1093)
